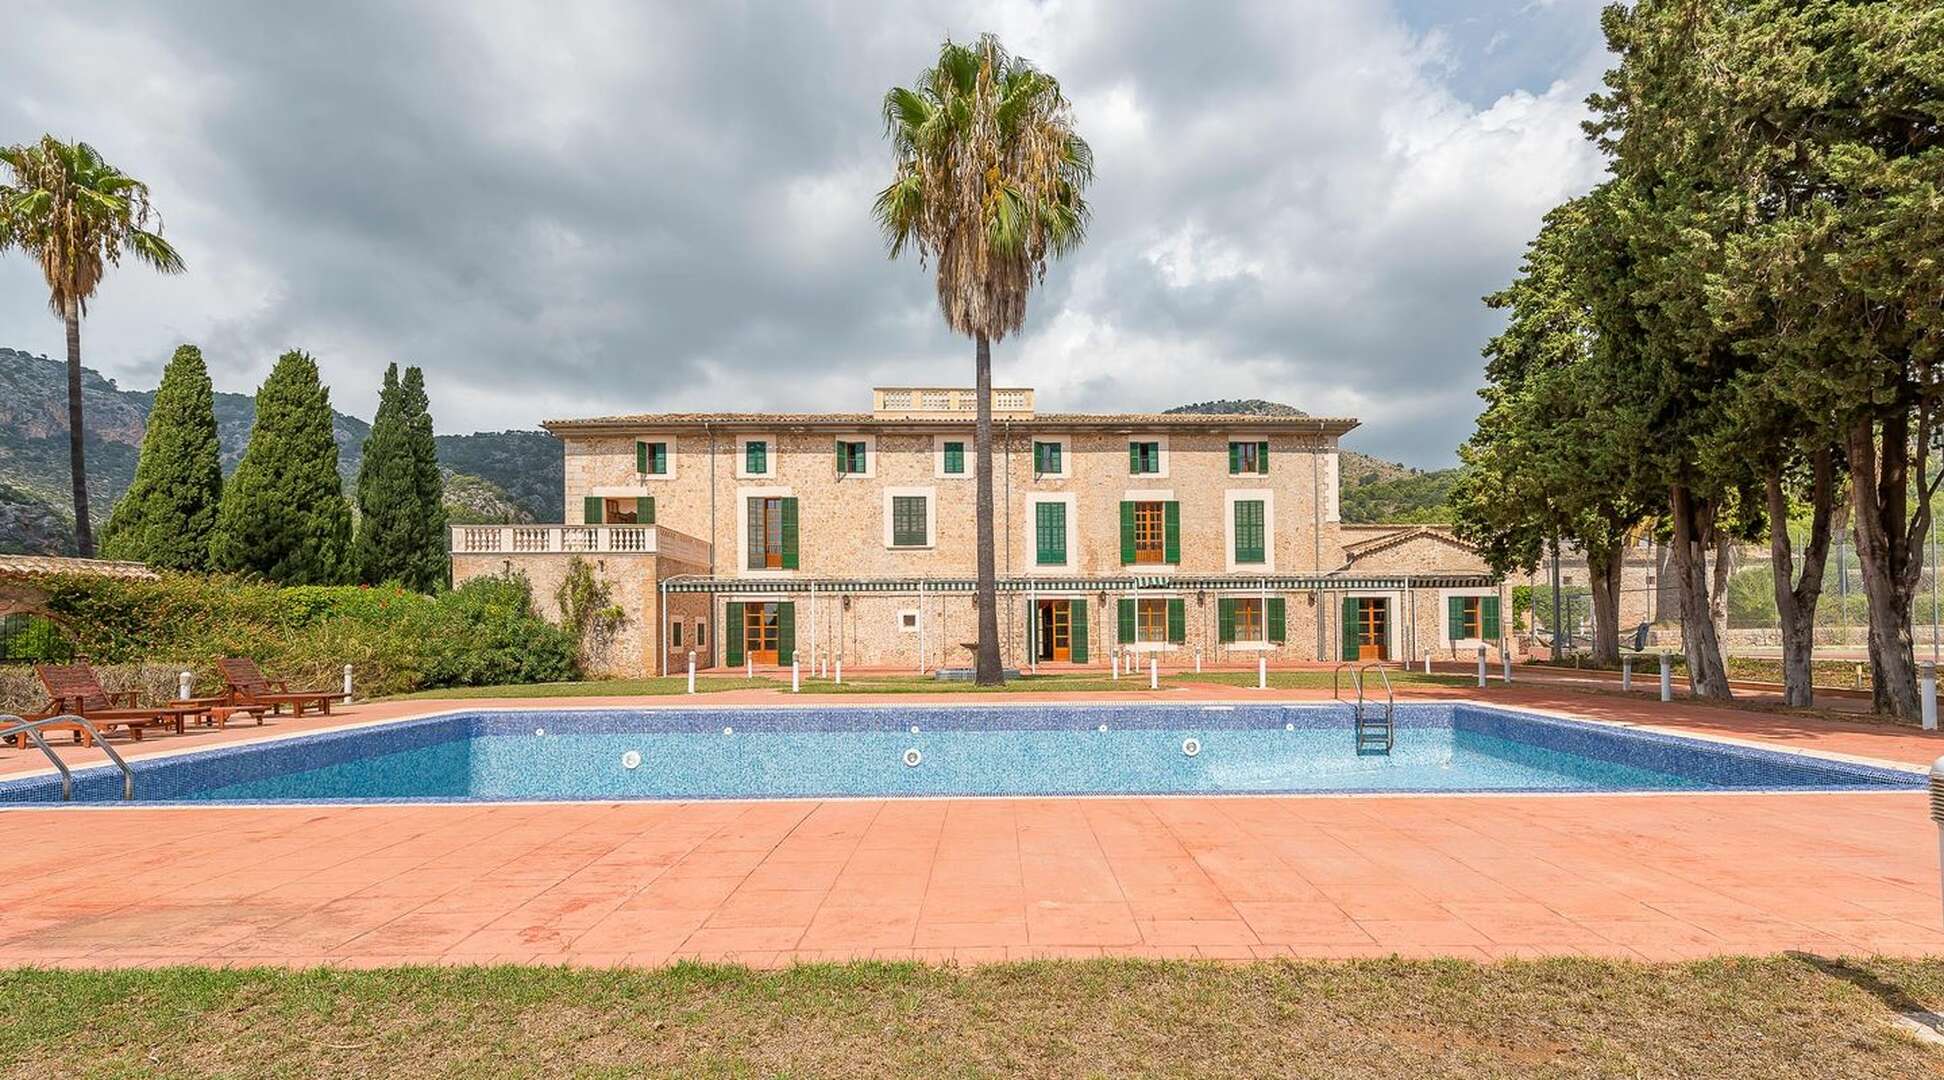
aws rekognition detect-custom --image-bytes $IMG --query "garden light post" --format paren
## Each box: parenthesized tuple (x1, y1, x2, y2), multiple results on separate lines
(1923, 662, 1937, 733)
(1476, 645, 1486, 688)
(1621, 655, 1632, 692)
(342, 665, 353, 702)
(1659, 653, 1672, 702)
(177, 670, 192, 701)
(687, 651, 696, 695)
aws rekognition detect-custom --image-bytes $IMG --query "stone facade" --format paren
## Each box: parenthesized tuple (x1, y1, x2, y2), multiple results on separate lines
(450, 390, 1504, 676)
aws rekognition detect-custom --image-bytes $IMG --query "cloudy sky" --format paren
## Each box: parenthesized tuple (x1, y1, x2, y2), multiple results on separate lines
(1, 0, 1611, 466)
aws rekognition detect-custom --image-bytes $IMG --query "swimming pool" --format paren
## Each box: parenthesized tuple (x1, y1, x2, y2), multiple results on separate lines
(0, 702, 1919, 804)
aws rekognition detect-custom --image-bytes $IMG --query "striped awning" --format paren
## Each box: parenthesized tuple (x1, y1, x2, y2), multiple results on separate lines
(660, 572, 1498, 594)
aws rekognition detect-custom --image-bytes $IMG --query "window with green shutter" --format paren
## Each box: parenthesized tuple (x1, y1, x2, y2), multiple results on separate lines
(1128, 441, 1161, 474)
(724, 602, 745, 666)
(1069, 601, 1088, 663)
(637, 441, 668, 474)
(1340, 596, 1361, 661)
(1481, 595, 1501, 639)
(744, 440, 768, 475)
(1229, 441, 1269, 474)
(1233, 500, 1266, 563)
(747, 497, 794, 569)
(1163, 502, 1180, 564)
(942, 441, 965, 474)
(1118, 598, 1136, 643)
(836, 440, 868, 475)
(583, 495, 603, 524)
(1218, 598, 1236, 643)
(1032, 440, 1062, 475)
(891, 495, 928, 547)
(1267, 597, 1286, 643)
(1166, 598, 1185, 644)
(1034, 501, 1067, 565)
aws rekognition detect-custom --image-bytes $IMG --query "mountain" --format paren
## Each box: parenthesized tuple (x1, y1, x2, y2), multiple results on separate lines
(1165, 398, 1457, 523)
(0, 347, 565, 554)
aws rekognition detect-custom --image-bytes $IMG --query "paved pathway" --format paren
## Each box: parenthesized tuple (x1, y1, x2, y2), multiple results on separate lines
(0, 682, 1939, 967)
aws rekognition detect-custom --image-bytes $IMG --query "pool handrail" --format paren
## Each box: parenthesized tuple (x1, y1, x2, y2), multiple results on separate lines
(0, 714, 133, 801)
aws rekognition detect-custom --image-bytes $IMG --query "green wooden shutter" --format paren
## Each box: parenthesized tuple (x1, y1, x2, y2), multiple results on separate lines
(1118, 598, 1136, 644)
(583, 496, 603, 524)
(1256, 441, 1270, 474)
(1340, 596, 1360, 661)
(1129, 443, 1140, 473)
(1119, 502, 1136, 564)
(1228, 443, 1241, 474)
(777, 603, 795, 665)
(1448, 597, 1466, 640)
(1070, 601, 1088, 663)
(724, 603, 745, 666)
(835, 440, 847, 473)
(1218, 598, 1235, 643)
(1267, 598, 1286, 643)
(640, 497, 656, 524)
(1036, 502, 1066, 565)
(780, 498, 799, 569)
(944, 441, 964, 473)
(1166, 599, 1185, 644)
(636, 441, 648, 473)
(1482, 595, 1501, 640)
(1163, 502, 1181, 564)
(1234, 500, 1265, 563)
(1033, 441, 1046, 473)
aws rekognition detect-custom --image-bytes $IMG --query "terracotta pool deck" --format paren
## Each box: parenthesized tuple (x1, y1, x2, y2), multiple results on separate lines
(1, 682, 1940, 968)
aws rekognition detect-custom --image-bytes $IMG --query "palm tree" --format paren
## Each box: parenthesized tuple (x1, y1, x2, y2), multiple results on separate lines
(875, 35, 1092, 684)
(0, 136, 185, 557)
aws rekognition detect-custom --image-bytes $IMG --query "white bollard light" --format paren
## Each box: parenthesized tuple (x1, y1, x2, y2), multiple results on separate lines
(1501, 650, 1512, 683)
(1195, 648, 1202, 674)
(1659, 652, 1673, 702)
(1930, 756, 1944, 924)
(178, 670, 193, 701)
(792, 659, 800, 693)
(1476, 646, 1487, 688)
(1149, 657, 1158, 690)
(342, 664, 354, 702)
(1257, 655, 1267, 690)
(687, 651, 696, 695)
(746, 656, 753, 679)
(1423, 653, 1432, 676)
(1923, 661, 1938, 732)
(1112, 653, 1120, 681)
(835, 658, 843, 685)
(1622, 655, 1633, 692)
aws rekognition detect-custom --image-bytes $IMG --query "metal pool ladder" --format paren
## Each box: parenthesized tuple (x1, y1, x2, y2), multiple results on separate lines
(0, 714, 134, 801)
(1353, 664, 1395, 755)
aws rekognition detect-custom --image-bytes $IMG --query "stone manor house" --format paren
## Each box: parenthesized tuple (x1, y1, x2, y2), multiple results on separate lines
(449, 388, 1506, 678)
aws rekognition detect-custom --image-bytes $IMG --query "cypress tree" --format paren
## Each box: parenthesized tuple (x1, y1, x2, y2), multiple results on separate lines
(210, 350, 352, 583)
(100, 344, 223, 569)
(354, 364, 446, 589)
(399, 365, 448, 589)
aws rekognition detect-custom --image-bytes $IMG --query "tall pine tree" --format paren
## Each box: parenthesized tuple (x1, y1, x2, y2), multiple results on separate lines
(210, 350, 352, 583)
(354, 364, 447, 589)
(100, 344, 223, 569)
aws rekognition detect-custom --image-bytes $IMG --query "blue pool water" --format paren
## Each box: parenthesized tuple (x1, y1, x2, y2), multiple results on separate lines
(0, 703, 1919, 804)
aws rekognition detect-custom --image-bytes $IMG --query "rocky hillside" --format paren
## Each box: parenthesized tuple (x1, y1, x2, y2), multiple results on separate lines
(0, 347, 564, 554)
(1167, 398, 1452, 520)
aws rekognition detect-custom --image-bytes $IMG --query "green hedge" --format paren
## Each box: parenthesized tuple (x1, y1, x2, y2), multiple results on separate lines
(33, 571, 579, 697)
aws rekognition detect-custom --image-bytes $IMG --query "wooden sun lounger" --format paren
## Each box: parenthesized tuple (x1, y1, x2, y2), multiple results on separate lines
(217, 658, 347, 717)
(27, 664, 215, 747)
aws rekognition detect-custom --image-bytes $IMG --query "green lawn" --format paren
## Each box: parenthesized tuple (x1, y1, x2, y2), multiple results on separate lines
(389, 676, 753, 700)
(388, 668, 1473, 701)
(1, 957, 1938, 1077)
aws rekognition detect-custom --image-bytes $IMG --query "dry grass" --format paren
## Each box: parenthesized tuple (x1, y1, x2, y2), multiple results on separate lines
(1, 955, 1939, 1077)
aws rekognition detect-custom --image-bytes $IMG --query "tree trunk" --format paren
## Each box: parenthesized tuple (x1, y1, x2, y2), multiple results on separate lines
(1768, 449, 1840, 708)
(971, 332, 1003, 685)
(1668, 483, 1732, 699)
(1848, 413, 1924, 718)
(1586, 544, 1623, 666)
(65, 301, 94, 558)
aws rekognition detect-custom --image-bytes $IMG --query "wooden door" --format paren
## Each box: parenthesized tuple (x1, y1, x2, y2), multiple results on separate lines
(1357, 598, 1388, 661)
(744, 603, 779, 665)
(1048, 601, 1071, 662)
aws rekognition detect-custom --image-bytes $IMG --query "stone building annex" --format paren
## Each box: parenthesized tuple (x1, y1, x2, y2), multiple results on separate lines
(450, 388, 1507, 677)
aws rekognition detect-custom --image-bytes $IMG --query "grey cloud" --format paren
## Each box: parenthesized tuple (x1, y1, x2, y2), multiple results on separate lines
(0, 0, 1609, 466)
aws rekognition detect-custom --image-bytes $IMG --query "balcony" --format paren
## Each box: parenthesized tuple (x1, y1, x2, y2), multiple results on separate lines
(449, 524, 710, 565)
